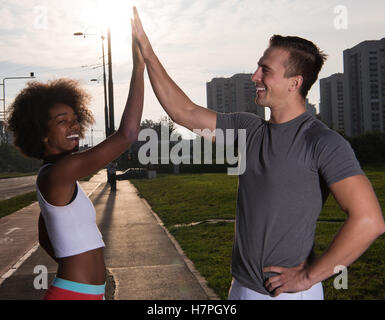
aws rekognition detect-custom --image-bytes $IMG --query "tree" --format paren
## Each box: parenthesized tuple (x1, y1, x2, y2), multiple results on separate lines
(115, 117, 178, 170)
(347, 131, 385, 166)
(0, 143, 41, 172)
(0, 122, 7, 145)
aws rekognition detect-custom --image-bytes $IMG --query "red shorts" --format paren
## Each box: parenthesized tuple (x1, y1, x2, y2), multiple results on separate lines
(43, 277, 105, 300)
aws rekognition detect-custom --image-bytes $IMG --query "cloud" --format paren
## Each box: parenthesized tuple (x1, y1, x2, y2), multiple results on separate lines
(1, 0, 384, 138)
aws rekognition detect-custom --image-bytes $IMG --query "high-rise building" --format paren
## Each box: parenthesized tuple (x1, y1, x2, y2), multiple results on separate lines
(206, 73, 265, 119)
(343, 38, 385, 136)
(305, 98, 317, 117)
(319, 73, 345, 133)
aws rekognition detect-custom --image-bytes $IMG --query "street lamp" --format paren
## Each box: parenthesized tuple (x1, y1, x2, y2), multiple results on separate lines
(74, 27, 115, 138)
(74, 31, 109, 138)
(0, 72, 35, 121)
(91, 78, 109, 136)
(74, 27, 116, 190)
(0, 72, 35, 143)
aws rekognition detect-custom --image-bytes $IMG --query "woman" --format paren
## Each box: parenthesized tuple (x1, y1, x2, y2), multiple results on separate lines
(6, 25, 145, 300)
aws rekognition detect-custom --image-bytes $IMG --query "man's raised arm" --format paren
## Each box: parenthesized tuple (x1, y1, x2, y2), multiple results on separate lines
(132, 7, 217, 138)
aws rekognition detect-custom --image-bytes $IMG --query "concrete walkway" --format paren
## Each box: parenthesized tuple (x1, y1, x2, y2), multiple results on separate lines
(0, 170, 217, 300)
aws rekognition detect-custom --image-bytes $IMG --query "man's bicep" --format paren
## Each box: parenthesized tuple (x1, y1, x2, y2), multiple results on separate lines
(329, 175, 382, 220)
(184, 106, 218, 141)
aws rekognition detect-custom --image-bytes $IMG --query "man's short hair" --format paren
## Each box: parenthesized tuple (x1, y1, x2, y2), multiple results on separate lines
(269, 35, 327, 99)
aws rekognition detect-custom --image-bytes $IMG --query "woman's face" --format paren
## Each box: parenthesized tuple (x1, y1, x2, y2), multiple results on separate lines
(43, 103, 81, 157)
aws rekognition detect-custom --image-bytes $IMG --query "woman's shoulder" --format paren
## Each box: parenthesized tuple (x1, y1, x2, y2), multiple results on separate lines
(37, 163, 77, 206)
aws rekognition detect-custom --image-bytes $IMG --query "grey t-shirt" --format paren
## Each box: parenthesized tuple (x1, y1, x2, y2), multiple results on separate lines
(216, 111, 364, 295)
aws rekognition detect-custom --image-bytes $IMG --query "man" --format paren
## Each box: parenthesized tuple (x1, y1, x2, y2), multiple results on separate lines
(131, 8, 385, 300)
(107, 161, 117, 191)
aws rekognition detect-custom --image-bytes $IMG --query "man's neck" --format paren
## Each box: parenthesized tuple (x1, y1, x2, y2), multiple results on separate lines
(268, 100, 306, 124)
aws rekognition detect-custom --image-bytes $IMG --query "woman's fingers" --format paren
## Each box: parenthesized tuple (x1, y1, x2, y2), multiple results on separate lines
(131, 7, 153, 60)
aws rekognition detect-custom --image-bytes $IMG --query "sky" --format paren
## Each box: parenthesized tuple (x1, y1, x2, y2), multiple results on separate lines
(0, 0, 384, 145)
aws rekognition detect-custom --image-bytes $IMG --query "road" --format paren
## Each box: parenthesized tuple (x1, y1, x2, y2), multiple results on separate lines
(0, 176, 37, 201)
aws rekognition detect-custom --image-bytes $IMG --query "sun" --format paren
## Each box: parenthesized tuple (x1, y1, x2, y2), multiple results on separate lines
(78, 0, 143, 64)
(80, 0, 139, 37)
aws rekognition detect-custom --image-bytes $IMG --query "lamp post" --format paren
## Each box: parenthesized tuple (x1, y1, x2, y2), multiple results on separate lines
(74, 31, 109, 138)
(74, 27, 116, 190)
(106, 27, 115, 137)
(0, 73, 35, 121)
(0, 72, 35, 143)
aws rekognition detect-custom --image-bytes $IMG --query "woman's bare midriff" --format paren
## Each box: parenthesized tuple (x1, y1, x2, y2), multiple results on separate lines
(56, 248, 106, 285)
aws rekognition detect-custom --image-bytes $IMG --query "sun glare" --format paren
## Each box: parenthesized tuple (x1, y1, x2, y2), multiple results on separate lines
(80, 0, 139, 36)
(78, 0, 143, 64)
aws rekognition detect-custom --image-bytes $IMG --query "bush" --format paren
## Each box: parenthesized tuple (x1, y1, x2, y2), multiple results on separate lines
(0, 143, 41, 172)
(347, 131, 385, 166)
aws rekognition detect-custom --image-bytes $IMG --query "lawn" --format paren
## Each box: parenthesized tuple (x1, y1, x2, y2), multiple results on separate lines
(0, 191, 37, 219)
(131, 168, 385, 300)
(133, 173, 238, 227)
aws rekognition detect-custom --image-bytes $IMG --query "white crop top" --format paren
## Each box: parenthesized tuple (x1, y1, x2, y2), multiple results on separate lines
(36, 164, 105, 258)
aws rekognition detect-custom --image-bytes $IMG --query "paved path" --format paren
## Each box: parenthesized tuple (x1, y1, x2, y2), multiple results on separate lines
(0, 170, 217, 300)
(0, 175, 37, 201)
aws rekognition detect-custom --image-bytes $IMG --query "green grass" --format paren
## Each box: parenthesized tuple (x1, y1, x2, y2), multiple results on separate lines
(169, 222, 234, 300)
(167, 221, 385, 300)
(314, 222, 385, 300)
(132, 174, 237, 227)
(318, 168, 385, 221)
(79, 174, 95, 182)
(131, 168, 385, 300)
(0, 191, 37, 219)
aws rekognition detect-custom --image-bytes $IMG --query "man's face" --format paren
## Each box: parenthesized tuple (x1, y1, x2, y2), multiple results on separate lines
(251, 47, 293, 108)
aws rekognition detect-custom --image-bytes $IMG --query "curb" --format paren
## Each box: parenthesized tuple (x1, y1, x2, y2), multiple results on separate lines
(136, 187, 219, 300)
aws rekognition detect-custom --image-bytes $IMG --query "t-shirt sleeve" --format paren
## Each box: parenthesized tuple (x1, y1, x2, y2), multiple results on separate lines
(314, 130, 364, 186)
(216, 112, 262, 142)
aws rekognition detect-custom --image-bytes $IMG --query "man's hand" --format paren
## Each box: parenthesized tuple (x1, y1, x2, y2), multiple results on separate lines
(131, 6, 153, 61)
(263, 262, 312, 297)
(129, 6, 218, 134)
(131, 18, 145, 70)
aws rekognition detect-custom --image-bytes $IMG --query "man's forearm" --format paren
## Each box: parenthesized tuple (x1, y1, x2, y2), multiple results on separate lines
(144, 49, 196, 126)
(306, 215, 384, 286)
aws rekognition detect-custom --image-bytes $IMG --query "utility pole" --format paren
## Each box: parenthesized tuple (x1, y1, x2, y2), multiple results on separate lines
(101, 35, 109, 138)
(106, 26, 116, 191)
(107, 26, 115, 137)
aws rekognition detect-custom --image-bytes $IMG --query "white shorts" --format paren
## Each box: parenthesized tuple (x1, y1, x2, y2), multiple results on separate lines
(228, 278, 324, 300)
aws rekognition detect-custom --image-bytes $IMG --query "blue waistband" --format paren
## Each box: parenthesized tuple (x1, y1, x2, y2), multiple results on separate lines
(52, 277, 105, 295)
